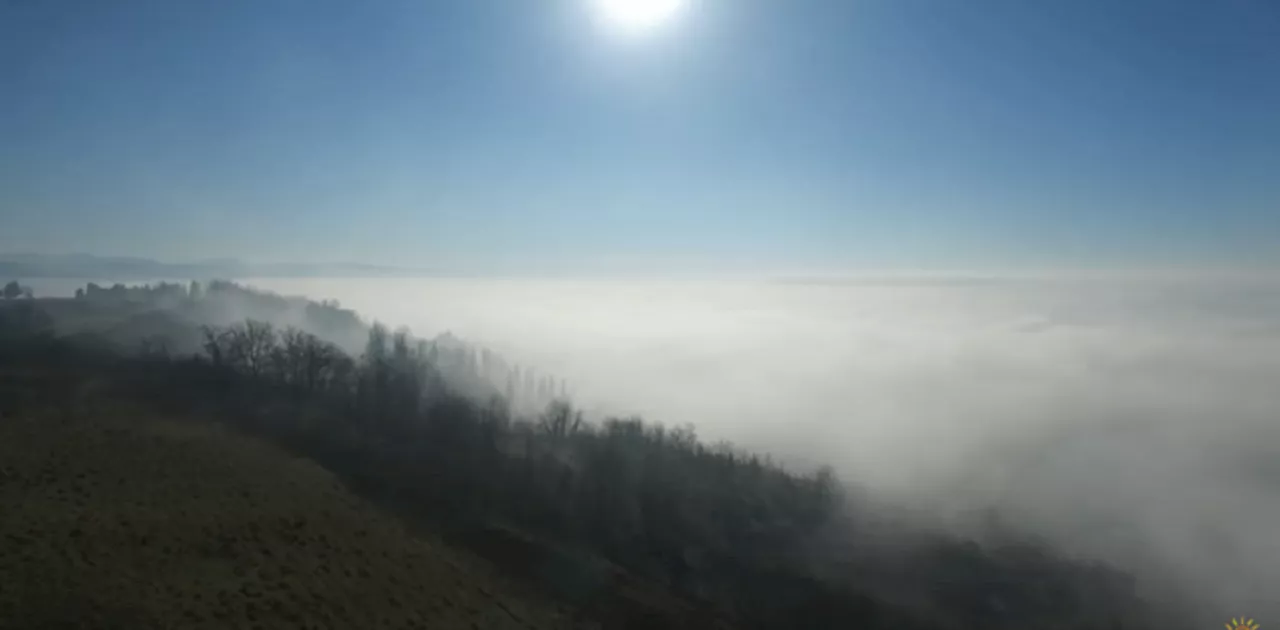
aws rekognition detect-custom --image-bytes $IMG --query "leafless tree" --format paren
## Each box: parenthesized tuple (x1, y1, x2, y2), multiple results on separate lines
(538, 399, 583, 440)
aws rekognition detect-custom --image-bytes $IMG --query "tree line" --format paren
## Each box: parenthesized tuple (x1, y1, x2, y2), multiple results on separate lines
(73, 279, 569, 413)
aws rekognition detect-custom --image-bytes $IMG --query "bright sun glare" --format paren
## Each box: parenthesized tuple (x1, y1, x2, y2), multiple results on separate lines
(593, 0, 686, 33)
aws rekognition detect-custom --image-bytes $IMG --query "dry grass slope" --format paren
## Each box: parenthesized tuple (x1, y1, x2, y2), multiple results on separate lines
(0, 379, 586, 630)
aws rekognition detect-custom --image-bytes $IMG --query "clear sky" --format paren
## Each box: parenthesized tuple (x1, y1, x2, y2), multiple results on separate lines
(2, 0, 1278, 273)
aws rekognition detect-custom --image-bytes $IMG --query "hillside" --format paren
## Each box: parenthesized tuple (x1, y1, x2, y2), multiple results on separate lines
(0, 286, 1182, 630)
(0, 369, 585, 630)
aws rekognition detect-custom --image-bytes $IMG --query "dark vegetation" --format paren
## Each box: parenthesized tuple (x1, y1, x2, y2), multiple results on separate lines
(2, 280, 33, 300)
(0, 280, 1182, 629)
(0, 370, 584, 630)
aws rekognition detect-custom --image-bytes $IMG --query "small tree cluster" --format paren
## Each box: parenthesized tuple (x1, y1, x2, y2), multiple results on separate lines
(201, 320, 354, 394)
(3, 280, 32, 299)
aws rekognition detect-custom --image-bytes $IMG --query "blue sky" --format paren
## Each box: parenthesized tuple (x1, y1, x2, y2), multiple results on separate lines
(2, 0, 1278, 273)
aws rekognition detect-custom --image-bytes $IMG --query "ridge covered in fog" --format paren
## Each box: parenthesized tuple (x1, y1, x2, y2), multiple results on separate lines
(17, 272, 1280, 624)
(238, 273, 1280, 624)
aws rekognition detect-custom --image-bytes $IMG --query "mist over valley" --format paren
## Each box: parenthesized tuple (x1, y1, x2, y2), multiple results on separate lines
(30, 272, 1273, 622)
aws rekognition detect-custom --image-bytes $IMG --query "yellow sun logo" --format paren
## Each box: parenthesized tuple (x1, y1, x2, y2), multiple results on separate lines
(1226, 618, 1260, 630)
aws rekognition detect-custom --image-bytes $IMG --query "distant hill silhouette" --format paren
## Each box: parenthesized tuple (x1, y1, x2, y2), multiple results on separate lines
(0, 253, 428, 279)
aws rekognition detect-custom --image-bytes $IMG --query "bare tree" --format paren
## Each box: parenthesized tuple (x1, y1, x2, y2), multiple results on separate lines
(212, 320, 277, 377)
(277, 327, 309, 388)
(238, 320, 276, 378)
(303, 335, 342, 393)
(201, 325, 231, 367)
(270, 327, 343, 394)
(538, 399, 583, 440)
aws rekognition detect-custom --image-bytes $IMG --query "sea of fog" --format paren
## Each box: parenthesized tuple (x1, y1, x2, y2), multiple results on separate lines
(31, 273, 1280, 617)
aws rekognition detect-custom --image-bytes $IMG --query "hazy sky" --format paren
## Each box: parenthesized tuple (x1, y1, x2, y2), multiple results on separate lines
(3, 0, 1278, 271)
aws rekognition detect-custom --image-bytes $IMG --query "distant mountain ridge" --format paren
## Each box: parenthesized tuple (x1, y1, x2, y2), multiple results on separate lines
(0, 253, 427, 279)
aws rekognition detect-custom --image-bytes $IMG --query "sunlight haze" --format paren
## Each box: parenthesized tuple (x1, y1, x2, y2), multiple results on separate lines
(592, 0, 688, 34)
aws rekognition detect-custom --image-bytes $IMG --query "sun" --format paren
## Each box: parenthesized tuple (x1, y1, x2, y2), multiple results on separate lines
(1226, 618, 1260, 630)
(592, 0, 687, 34)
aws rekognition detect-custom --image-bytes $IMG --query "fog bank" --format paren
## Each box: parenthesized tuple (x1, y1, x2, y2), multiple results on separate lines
(207, 274, 1278, 619)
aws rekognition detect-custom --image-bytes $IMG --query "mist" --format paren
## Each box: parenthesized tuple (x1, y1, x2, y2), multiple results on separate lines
(226, 273, 1279, 623)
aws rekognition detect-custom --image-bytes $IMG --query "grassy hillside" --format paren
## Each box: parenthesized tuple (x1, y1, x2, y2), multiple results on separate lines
(0, 370, 584, 630)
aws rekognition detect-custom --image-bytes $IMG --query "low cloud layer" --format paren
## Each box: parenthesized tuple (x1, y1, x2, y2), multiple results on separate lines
(195, 274, 1280, 620)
